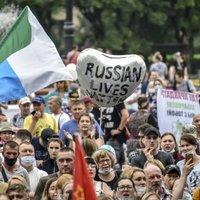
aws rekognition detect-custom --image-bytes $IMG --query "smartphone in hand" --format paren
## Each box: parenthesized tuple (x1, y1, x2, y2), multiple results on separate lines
(185, 153, 193, 165)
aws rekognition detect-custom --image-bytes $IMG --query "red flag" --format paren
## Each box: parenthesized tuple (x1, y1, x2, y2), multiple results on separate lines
(72, 136, 97, 200)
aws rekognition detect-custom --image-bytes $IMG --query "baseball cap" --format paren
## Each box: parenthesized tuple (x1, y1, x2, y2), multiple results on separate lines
(32, 96, 45, 104)
(165, 165, 181, 176)
(99, 144, 116, 157)
(82, 96, 92, 104)
(0, 126, 15, 135)
(41, 128, 55, 146)
(144, 126, 161, 137)
(19, 97, 31, 105)
(68, 90, 79, 101)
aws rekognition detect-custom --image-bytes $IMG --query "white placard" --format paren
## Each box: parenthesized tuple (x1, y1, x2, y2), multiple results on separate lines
(157, 89, 200, 142)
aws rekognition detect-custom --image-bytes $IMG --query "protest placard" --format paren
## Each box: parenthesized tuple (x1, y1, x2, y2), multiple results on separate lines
(157, 89, 200, 142)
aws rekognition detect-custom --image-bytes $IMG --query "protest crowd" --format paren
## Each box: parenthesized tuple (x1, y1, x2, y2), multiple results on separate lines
(0, 48, 200, 200)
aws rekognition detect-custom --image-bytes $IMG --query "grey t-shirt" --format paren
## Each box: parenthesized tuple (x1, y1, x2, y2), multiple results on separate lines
(0, 165, 30, 188)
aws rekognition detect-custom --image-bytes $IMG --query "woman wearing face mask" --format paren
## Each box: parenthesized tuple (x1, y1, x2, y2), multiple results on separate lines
(85, 156, 113, 196)
(120, 167, 146, 199)
(161, 132, 184, 163)
(113, 177, 137, 200)
(42, 177, 58, 200)
(92, 149, 120, 190)
(177, 134, 200, 193)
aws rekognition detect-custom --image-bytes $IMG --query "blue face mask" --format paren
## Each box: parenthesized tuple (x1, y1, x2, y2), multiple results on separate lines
(20, 155, 35, 167)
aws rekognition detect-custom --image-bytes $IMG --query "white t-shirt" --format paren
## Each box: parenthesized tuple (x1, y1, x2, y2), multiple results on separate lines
(28, 167, 48, 192)
(54, 113, 70, 130)
(177, 160, 200, 193)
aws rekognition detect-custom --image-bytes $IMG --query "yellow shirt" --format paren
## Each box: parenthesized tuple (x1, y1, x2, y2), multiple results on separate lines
(23, 113, 58, 137)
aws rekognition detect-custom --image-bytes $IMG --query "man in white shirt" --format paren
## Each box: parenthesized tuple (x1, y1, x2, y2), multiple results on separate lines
(18, 141, 48, 197)
(48, 96, 70, 131)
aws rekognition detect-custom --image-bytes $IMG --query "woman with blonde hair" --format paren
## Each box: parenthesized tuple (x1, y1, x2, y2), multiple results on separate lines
(8, 175, 27, 188)
(42, 177, 58, 200)
(92, 148, 119, 190)
(120, 167, 146, 198)
(56, 174, 73, 199)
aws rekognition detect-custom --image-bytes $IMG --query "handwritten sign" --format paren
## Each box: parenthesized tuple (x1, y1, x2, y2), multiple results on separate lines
(76, 48, 146, 107)
(157, 89, 200, 142)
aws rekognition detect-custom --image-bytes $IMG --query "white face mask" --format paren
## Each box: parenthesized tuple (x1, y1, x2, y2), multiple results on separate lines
(115, 194, 136, 200)
(135, 186, 146, 197)
(182, 150, 195, 157)
(98, 168, 113, 175)
(20, 155, 35, 167)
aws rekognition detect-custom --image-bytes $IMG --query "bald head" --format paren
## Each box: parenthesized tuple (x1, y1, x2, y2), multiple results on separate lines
(193, 113, 200, 135)
(144, 164, 162, 174)
(144, 164, 163, 192)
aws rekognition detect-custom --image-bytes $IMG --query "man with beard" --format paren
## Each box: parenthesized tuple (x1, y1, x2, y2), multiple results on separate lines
(34, 147, 74, 200)
(0, 141, 30, 187)
(144, 164, 171, 199)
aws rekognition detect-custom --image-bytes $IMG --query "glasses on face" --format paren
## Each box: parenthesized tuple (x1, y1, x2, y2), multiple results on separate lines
(118, 185, 134, 191)
(98, 159, 111, 164)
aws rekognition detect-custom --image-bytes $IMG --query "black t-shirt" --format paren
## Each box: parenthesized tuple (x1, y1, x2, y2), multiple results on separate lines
(102, 103, 126, 144)
(32, 137, 49, 161)
(95, 170, 121, 190)
(38, 158, 58, 174)
(130, 150, 174, 169)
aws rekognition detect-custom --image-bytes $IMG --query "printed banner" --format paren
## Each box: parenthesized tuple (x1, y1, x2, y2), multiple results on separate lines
(157, 89, 200, 142)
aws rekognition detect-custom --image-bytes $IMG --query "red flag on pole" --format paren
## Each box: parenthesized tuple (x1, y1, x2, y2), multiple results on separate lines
(72, 136, 97, 200)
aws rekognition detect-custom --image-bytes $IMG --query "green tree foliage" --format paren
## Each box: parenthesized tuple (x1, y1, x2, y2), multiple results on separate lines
(75, 0, 200, 57)
(0, 0, 65, 51)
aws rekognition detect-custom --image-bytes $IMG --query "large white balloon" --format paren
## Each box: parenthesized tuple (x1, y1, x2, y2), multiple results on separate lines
(77, 48, 146, 107)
